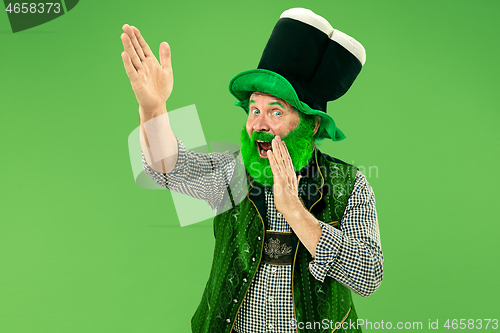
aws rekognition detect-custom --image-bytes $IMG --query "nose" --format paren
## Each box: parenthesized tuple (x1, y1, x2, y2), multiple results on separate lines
(253, 113, 270, 133)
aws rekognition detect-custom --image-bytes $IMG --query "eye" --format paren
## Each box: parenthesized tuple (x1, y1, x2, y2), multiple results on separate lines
(273, 110, 282, 117)
(251, 109, 260, 115)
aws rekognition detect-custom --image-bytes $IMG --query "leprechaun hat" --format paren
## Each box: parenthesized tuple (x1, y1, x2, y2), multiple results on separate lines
(229, 8, 366, 141)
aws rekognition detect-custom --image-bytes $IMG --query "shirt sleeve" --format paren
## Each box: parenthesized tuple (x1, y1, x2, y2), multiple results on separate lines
(308, 170, 383, 297)
(141, 137, 237, 212)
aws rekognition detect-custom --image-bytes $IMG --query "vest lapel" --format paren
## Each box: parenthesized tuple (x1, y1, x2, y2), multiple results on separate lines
(298, 147, 324, 211)
(247, 177, 268, 229)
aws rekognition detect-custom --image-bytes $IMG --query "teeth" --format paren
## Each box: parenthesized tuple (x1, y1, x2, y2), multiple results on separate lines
(260, 149, 267, 155)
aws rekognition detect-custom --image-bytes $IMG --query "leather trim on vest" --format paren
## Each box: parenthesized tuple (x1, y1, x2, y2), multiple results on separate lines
(332, 307, 352, 333)
(291, 147, 325, 332)
(229, 176, 266, 333)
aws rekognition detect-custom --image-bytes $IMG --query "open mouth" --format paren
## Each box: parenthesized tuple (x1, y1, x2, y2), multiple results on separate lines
(256, 140, 272, 158)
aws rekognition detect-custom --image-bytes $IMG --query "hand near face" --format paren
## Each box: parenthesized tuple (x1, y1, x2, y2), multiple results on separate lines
(120, 24, 173, 115)
(267, 136, 303, 215)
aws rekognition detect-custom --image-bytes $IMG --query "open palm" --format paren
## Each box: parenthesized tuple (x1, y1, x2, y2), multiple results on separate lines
(120, 24, 173, 113)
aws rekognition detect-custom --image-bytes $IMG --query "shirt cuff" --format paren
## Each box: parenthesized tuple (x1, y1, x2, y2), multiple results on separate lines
(163, 137, 186, 176)
(308, 221, 343, 282)
(141, 137, 187, 188)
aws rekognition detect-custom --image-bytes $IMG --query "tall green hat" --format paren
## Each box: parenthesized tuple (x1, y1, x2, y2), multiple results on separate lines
(229, 8, 366, 141)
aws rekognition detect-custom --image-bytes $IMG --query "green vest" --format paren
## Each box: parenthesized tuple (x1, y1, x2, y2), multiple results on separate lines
(191, 148, 362, 333)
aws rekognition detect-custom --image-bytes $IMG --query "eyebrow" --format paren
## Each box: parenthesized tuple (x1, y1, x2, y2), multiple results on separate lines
(268, 101, 285, 109)
(249, 99, 286, 109)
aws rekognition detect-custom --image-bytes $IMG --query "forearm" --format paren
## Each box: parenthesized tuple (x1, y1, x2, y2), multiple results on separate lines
(309, 171, 383, 296)
(281, 199, 322, 258)
(310, 222, 383, 297)
(139, 105, 178, 173)
(142, 135, 238, 212)
(283, 205, 382, 296)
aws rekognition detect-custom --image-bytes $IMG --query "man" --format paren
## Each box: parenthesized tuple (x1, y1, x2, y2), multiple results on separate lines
(121, 8, 383, 333)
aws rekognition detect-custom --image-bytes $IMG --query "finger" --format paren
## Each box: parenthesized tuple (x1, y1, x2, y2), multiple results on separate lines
(123, 24, 145, 61)
(272, 136, 286, 169)
(282, 141, 295, 174)
(121, 32, 142, 71)
(278, 140, 297, 192)
(131, 25, 153, 58)
(121, 51, 138, 81)
(267, 149, 281, 175)
(267, 150, 283, 196)
(281, 140, 292, 171)
(159, 42, 172, 72)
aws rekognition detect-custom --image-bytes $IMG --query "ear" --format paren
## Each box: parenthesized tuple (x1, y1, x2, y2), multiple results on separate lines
(313, 116, 321, 136)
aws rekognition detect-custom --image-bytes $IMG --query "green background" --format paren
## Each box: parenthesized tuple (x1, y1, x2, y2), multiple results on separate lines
(1, 0, 499, 332)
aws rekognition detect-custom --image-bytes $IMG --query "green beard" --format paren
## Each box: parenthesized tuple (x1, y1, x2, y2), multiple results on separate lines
(240, 114, 316, 187)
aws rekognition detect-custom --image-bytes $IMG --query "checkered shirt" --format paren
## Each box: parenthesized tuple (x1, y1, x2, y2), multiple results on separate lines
(142, 138, 383, 333)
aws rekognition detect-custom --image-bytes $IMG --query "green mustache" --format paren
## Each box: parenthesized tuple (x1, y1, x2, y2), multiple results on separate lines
(251, 131, 275, 142)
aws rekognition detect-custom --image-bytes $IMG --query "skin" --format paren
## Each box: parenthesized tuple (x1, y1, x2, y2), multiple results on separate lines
(246, 93, 300, 148)
(120, 24, 178, 173)
(245, 93, 323, 257)
(120, 24, 173, 119)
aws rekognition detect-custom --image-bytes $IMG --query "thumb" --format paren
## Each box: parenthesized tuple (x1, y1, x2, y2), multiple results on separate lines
(159, 42, 172, 71)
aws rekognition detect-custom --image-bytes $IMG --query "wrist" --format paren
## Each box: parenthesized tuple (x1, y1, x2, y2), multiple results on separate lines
(139, 105, 167, 123)
(281, 197, 307, 220)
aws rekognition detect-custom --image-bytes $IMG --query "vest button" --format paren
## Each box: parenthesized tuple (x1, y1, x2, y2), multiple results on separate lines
(257, 236, 261, 241)
(233, 299, 238, 303)
(226, 318, 231, 323)
(251, 257, 256, 262)
(243, 278, 248, 283)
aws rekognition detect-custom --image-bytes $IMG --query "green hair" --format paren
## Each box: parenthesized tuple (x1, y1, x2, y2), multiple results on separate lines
(299, 112, 325, 148)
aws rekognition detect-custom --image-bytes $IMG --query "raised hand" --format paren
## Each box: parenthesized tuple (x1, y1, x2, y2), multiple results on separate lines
(120, 24, 173, 115)
(267, 136, 303, 215)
